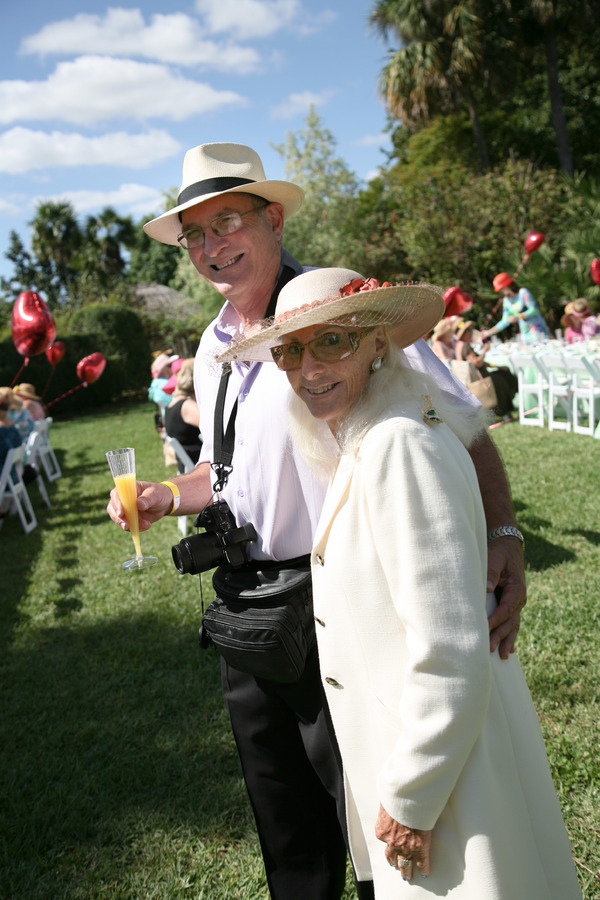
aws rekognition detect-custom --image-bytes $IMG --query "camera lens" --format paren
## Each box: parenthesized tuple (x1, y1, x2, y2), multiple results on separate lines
(171, 532, 225, 575)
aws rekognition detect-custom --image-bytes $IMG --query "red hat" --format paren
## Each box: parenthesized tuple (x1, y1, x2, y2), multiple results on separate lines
(493, 272, 513, 292)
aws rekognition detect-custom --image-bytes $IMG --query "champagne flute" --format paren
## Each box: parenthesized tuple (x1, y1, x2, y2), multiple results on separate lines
(106, 447, 158, 570)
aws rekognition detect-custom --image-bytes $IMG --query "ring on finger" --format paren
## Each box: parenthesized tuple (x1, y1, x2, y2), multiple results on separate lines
(397, 857, 411, 868)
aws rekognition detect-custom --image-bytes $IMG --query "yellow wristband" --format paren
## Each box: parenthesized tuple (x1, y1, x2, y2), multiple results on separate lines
(161, 481, 181, 515)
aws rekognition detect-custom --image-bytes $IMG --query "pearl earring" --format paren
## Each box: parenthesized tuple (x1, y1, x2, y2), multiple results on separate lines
(370, 356, 383, 373)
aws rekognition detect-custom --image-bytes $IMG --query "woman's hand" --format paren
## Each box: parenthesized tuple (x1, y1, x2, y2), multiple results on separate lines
(375, 804, 432, 881)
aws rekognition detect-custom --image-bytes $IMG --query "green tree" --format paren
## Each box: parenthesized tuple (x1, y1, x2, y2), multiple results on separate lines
(28, 201, 83, 307)
(369, 0, 506, 170)
(272, 107, 362, 268)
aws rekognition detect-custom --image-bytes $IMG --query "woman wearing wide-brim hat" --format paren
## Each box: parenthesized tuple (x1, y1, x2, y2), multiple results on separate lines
(560, 298, 599, 344)
(430, 318, 456, 363)
(218, 267, 582, 899)
(13, 383, 45, 421)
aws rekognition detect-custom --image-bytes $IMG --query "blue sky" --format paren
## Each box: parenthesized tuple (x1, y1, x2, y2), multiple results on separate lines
(1, 0, 395, 285)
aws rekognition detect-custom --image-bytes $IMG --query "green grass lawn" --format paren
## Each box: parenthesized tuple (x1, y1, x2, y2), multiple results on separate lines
(1, 403, 598, 898)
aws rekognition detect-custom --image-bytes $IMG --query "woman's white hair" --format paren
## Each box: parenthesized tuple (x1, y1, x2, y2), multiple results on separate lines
(287, 336, 490, 478)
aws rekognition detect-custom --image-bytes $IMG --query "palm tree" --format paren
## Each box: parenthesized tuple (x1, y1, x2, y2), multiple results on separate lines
(508, 0, 576, 176)
(29, 201, 82, 305)
(369, 0, 494, 170)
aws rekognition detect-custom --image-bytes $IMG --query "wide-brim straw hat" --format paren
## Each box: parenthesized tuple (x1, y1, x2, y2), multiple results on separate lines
(561, 299, 593, 327)
(216, 268, 445, 365)
(151, 353, 179, 378)
(431, 318, 454, 340)
(144, 143, 305, 246)
(14, 383, 41, 401)
(454, 319, 476, 340)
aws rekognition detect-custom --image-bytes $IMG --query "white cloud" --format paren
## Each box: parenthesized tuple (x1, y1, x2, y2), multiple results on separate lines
(31, 183, 165, 216)
(354, 133, 389, 147)
(194, 0, 300, 40)
(0, 196, 20, 215)
(21, 9, 260, 72)
(270, 90, 335, 119)
(0, 56, 245, 126)
(0, 127, 180, 174)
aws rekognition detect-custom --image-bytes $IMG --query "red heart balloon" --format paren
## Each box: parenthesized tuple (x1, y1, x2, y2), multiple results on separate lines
(590, 258, 600, 287)
(76, 352, 106, 384)
(443, 286, 473, 318)
(524, 231, 545, 254)
(11, 290, 56, 357)
(45, 340, 65, 367)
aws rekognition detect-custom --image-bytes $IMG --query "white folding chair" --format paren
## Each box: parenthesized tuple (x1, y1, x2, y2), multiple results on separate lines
(0, 445, 38, 534)
(563, 354, 600, 436)
(34, 417, 62, 481)
(510, 353, 545, 427)
(535, 352, 571, 432)
(164, 436, 196, 536)
(24, 430, 51, 507)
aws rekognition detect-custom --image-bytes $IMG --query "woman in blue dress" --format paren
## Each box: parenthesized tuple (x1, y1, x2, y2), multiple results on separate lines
(483, 272, 550, 344)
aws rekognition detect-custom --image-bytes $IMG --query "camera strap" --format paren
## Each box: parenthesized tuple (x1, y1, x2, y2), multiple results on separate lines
(211, 261, 298, 494)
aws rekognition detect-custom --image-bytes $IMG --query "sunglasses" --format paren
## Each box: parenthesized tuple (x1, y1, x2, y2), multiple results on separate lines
(270, 330, 367, 371)
(177, 202, 268, 250)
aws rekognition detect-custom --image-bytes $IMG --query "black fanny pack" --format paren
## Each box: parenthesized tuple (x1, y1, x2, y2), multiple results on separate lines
(199, 556, 315, 683)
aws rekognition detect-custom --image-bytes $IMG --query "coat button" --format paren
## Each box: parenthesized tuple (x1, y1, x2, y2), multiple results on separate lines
(315, 554, 325, 566)
(314, 616, 325, 627)
(325, 676, 341, 687)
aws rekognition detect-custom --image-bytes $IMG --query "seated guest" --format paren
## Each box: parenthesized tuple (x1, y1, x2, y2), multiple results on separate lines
(430, 319, 455, 362)
(13, 383, 45, 421)
(454, 319, 518, 418)
(561, 298, 599, 343)
(164, 359, 202, 473)
(217, 267, 582, 900)
(0, 390, 23, 515)
(0, 387, 35, 443)
(148, 352, 179, 425)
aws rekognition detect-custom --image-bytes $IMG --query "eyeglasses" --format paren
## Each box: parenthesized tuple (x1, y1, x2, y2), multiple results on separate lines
(177, 202, 268, 249)
(270, 330, 366, 371)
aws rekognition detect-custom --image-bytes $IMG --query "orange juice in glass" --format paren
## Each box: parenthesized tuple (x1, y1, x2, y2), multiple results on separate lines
(106, 448, 157, 570)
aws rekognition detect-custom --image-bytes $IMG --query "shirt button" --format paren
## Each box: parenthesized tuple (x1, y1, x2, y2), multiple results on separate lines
(315, 554, 324, 566)
(237, 489, 244, 497)
(325, 677, 341, 688)
(314, 616, 325, 627)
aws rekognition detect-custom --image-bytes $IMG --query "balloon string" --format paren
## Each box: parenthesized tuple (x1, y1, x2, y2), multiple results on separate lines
(512, 252, 529, 280)
(42, 365, 56, 398)
(10, 358, 29, 387)
(45, 382, 87, 410)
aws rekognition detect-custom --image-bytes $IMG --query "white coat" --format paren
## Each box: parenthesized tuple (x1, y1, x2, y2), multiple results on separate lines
(311, 396, 581, 899)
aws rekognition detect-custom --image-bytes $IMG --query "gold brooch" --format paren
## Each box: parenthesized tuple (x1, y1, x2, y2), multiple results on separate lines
(422, 395, 443, 425)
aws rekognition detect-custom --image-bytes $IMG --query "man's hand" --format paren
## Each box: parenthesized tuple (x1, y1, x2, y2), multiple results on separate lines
(467, 434, 527, 659)
(375, 804, 432, 881)
(107, 480, 174, 532)
(487, 537, 526, 658)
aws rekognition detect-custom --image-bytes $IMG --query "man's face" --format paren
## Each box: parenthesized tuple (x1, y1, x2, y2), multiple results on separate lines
(180, 193, 285, 320)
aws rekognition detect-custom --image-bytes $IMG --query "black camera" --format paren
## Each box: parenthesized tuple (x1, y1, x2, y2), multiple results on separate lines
(171, 500, 257, 575)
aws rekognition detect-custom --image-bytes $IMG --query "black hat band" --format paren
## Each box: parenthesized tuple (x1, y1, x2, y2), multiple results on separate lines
(177, 176, 256, 207)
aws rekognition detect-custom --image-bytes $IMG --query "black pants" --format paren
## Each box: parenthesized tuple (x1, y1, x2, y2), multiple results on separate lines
(221, 647, 375, 900)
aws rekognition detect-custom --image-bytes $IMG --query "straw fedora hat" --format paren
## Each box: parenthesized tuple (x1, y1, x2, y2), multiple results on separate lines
(14, 383, 42, 401)
(144, 143, 305, 246)
(217, 268, 445, 364)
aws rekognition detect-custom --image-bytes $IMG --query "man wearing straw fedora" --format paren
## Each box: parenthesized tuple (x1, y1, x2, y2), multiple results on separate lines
(108, 142, 526, 899)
